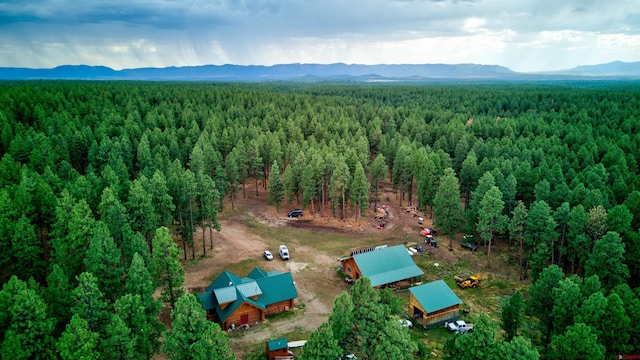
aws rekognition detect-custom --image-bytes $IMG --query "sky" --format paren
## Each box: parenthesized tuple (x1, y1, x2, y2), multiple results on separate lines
(1, 0, 639, 72)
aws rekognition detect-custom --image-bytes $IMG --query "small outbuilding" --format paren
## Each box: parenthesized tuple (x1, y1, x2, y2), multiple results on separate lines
(408, 280, 463, 328)
(266, 337, 293, 360)
(339, 244, 424, 288)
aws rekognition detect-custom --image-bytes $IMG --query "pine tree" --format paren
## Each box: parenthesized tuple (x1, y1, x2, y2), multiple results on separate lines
(102, 314, 136, 360)
(151, 227, 184, 309)
(11, 215, 45, 281)
(477, 186, 507, 268)
(433, 168, 464, 249)
(163, 294, 234, 360)
(546, 323, 604, 360)
(369, 154, 388, 212)
(98, 186, 129, 254)
(584, 231, 629, 291)
(115, 293, 161, 359)
(299, 322, 342, 360)
(57, 314, 100, 360)
(527, 264, 563, 346)
(45, 264, 73, 335)
(72, 272, 109, 335)
(0, 277, 54, 360)
(84, 221, 124, 302)
(349, 162, 370, 223)
(267, 160, 285, 211)
(501, 291, 523, 341)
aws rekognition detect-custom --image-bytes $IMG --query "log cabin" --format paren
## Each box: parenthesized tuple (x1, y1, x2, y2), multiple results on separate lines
(198, 268, 298, 330)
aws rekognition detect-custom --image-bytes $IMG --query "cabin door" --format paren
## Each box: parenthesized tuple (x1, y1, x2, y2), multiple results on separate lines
(241, 314, 249, 325)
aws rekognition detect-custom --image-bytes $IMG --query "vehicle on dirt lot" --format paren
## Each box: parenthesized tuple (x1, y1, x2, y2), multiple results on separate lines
(461, 242, 477, 251)
(446, 320, 474, 333)
(287, 209, 303, 218)
(457, 274, 481, 289)
(263, 250, 273, 261)
(279, 245, 290, 260)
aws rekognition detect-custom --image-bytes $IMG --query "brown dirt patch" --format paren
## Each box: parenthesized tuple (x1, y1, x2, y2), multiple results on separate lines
(175, 186, 521, 359)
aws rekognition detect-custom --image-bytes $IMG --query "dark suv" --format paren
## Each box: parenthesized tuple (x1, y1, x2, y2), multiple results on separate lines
(287, 209, 303, 218)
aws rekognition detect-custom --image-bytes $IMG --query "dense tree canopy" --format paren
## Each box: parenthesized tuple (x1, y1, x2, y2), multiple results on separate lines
(1, 80, 640, 358)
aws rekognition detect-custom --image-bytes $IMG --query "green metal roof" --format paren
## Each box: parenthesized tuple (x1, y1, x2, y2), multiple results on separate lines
(353, 245, 424, 287)
(237, 282, 262, 298)
(198, 267, 297, 322)
(254, 272, 298, 306)
(247, 267, 269, 279)
(409, 280, 462, 313)
(198, 292, 216, 311)
(213, 286, 237, 304)
(206, 271, 242, 292)
(267, 337, 288, 351)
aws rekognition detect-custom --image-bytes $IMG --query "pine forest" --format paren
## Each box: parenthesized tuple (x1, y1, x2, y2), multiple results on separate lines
(1, 80, 640, 359)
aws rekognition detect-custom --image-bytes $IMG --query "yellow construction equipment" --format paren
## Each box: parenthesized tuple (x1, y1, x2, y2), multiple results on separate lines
(455, 274, 481, 289)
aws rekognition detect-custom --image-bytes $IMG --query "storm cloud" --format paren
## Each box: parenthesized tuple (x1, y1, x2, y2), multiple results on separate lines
(1, 0, 639, 71)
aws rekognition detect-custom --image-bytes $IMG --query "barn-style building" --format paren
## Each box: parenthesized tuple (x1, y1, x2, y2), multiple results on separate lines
(339, 244, 424, 288)
(198, 267, 298, 330)
(408, 280, 463, 328)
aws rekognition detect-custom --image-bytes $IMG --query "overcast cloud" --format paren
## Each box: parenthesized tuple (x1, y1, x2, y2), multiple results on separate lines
(0, 0, 639, 72)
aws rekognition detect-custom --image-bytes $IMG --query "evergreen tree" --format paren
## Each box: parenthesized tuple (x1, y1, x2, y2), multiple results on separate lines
(433, 168, 464, 249)
(327, 292, 354, 350)
(501, 290, 523, 341)
(329, 156, 350, 220)
(115, 293, 160, 360)
(546, 323, 604, 360)
(102, 314, 136, 360)
(163, 294, 234, 360)
(98, 186, 129, 255)
(369, 154, 388, 212)
(527, 264, 563, 346)
(50, 191, 95, 282)
(477, 186, 507, 268)
(584, 231, 629, 291)
(84, 221, 124, 302)
(267, 160, 285, 211)
(509, 201, 528, 280)
(299, 322, 342, 360)
(600, 292, 630, 357)
(125, 252, 161, 317)
(57, 314, 100, 360)
(493, 336, 539, 360)
(151, 226, 184, 309)
(72, 272, 109, 335)
(443, 312, 498, 360)
(0, 277, 54, 360)
(127, 175, 157, 242)
(11, 215, 45, 281)
(349, 162, 370, 223)
(45, 264, 73, 335)
(550, 277, 582, 337)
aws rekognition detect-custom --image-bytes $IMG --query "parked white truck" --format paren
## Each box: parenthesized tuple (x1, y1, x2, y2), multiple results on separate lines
(279, 245, 290, 260)
(446, 320, 474, 334)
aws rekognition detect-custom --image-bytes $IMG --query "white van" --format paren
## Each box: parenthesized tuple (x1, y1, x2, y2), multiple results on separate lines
(279, 245, 290, 260)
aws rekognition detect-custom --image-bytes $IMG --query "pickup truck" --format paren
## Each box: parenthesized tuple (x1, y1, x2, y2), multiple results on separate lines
(446, 320, 474, 334)
(279, 245, 290, 260)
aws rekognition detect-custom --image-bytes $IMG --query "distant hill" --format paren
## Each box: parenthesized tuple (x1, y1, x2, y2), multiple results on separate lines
(0, 61, 638, 81)
(0, 63, 516, 81)
(543, 61, 640, 77)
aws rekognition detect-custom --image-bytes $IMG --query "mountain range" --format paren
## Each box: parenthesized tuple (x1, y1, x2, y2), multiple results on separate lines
(0, 61, 639, 81)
